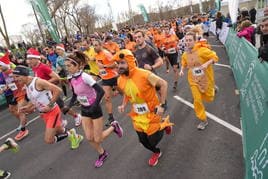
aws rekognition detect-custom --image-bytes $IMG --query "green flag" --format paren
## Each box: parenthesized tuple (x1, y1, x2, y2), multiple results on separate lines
(215, 0, 221, 11)
(138, 4, 149, 23)
(30, 0, 60, 43)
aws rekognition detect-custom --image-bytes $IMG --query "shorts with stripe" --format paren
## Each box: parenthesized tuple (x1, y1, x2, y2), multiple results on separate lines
(41, 105, 62, 128)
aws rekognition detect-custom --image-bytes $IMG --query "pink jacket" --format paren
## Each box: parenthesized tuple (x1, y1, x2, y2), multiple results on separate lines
(237, 26, 255, 43)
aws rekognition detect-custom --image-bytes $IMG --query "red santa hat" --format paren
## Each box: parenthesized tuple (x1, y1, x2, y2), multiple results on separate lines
(0, 52, 11, 68)
(56, 44, 65, 51)
(27, 48, 41, 59)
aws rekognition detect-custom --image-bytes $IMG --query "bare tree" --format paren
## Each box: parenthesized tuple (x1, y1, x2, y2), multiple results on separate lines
(0, 4, 10, 48)
(64, 0, 83, 33)
(79, 5, 97, 35)
(21, 23, 42, 45)
(44, 0, 65, 18)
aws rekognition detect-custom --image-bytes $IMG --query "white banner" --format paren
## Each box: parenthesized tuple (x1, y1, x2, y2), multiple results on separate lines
(209, 22, 229, 45)
(228, 0, 239, 24)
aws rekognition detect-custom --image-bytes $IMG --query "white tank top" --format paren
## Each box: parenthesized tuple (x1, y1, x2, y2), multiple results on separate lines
(26, 77, 54, 112)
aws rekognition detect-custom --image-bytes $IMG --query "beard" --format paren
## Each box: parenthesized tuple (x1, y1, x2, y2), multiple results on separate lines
(118, 67, 129, 76)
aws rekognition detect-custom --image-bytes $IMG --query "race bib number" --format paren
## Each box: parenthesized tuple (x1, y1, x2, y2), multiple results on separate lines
(167, 48, 176, 54)
(77, 96, 90, 106)
(192, 67, 204, 76)
(99, 69, 107, 76)
(133, 103, 149, 115)
(8, 83, 18, 91)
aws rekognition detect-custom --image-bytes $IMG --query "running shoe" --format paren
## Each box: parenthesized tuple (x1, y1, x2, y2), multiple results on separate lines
(0, 170, 11, 179)
(16, 122, 28, 131)
(14, 130, 29, 141)
(68, 129, 83, 149)
(197, 120, 208, 130)
(165, 126, 172, 135)
(111, 121, 123, 138)
(74, 114, 82, 127)
(94, 150, 108, 168)
(4, 138, 19, 153)
(148, 152, 162, 166)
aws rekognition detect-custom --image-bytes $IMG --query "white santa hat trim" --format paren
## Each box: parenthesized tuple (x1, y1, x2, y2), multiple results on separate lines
(27, 54, 40, 59)
(56, 46, 65, 51)
(0, 61, 9, 67)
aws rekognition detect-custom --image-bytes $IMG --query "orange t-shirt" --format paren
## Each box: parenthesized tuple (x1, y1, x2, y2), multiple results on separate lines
(161, 34, 179, 53)
(95, 50, 118, 80)
(154, 33, 165, 49)
(103, 42, 120, 55)
(125, 41, 136, 52)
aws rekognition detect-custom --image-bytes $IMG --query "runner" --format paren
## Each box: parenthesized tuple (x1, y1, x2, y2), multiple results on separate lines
(26, 48, 82, 127)
(179, 32, 219, 130)
(93, 40, 118, 126)
(0, 138, 19, 179)
(161, 25, 180, 90)
(83, 37, 100, 80)
(103, 35, 120, 55)
(0, 52, 29, 141)
(133, 30, 163, 73)
(113, 49, 173, 166)
(65, 51, 123, 168)
(12, 66, 83, 149)
(55, 44, 68, 99)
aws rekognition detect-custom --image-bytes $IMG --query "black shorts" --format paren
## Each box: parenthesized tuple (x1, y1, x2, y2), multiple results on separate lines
(166, 53, 180, 67)
(5, 94, 17, 106)
(158, 48, 165, 58)
(56, 97, 65, 109)
(101, 77, 118, 87)
(81, 105, 103, 119)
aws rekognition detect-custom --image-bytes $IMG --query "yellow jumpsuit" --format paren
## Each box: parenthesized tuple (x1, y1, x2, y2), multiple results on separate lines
(181, 44, 219, 121)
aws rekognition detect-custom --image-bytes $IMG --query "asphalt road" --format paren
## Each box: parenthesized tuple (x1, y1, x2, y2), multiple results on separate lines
(0, 36, 244, 179)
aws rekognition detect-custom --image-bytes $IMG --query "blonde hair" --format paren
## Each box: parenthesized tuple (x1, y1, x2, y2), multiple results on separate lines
(241, 20, 252, 29)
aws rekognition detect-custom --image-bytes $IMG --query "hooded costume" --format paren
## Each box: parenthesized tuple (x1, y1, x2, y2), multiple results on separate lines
(181, 44, 219, 121)
(113, 49, 173, 135)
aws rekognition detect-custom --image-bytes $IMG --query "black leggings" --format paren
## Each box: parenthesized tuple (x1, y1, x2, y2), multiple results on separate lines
(136, 130, 164, 153)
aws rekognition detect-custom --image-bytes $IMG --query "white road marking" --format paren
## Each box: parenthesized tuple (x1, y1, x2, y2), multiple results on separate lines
(0, 97, 71, 141)
(173, 95, 242, 136)
(215, 63, 232, 69)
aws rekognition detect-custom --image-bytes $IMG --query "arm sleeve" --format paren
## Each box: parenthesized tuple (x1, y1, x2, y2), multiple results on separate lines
(181, 53, 187, 68)
(92, 83, 105, 106)
(199, 47, 219, 63)
(148, 72, 162, 87)
(68, 86, 77, 108)
(81, 73, 96, 86)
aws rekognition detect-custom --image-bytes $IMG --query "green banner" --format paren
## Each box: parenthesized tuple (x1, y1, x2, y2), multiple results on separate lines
(138, 4, 149, 23)
(0, 94, 6, 105)
(215, 0, 221, 11)
(225, 29, 268, 179)
(30, 0, 60, 43)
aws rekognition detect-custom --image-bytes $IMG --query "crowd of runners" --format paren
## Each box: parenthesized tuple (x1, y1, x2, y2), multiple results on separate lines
(0, 13, 220, 178)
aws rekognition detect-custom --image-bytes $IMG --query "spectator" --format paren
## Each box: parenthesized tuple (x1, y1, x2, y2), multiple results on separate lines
(258, 17, 268, 62)
(237, 20, 255, 45)
(249, 7, 257, 24)
(215, 11, 223, 40)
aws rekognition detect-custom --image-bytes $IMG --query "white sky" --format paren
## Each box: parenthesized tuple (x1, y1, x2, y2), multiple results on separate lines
(0, 0, 203, 36)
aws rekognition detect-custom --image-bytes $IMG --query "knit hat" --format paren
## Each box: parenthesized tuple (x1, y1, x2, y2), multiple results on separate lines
(27, 48, 41, 59)
(0, 52, 11, 68)
(56, 43, 65, 51)
(13, 65, 30, 76)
